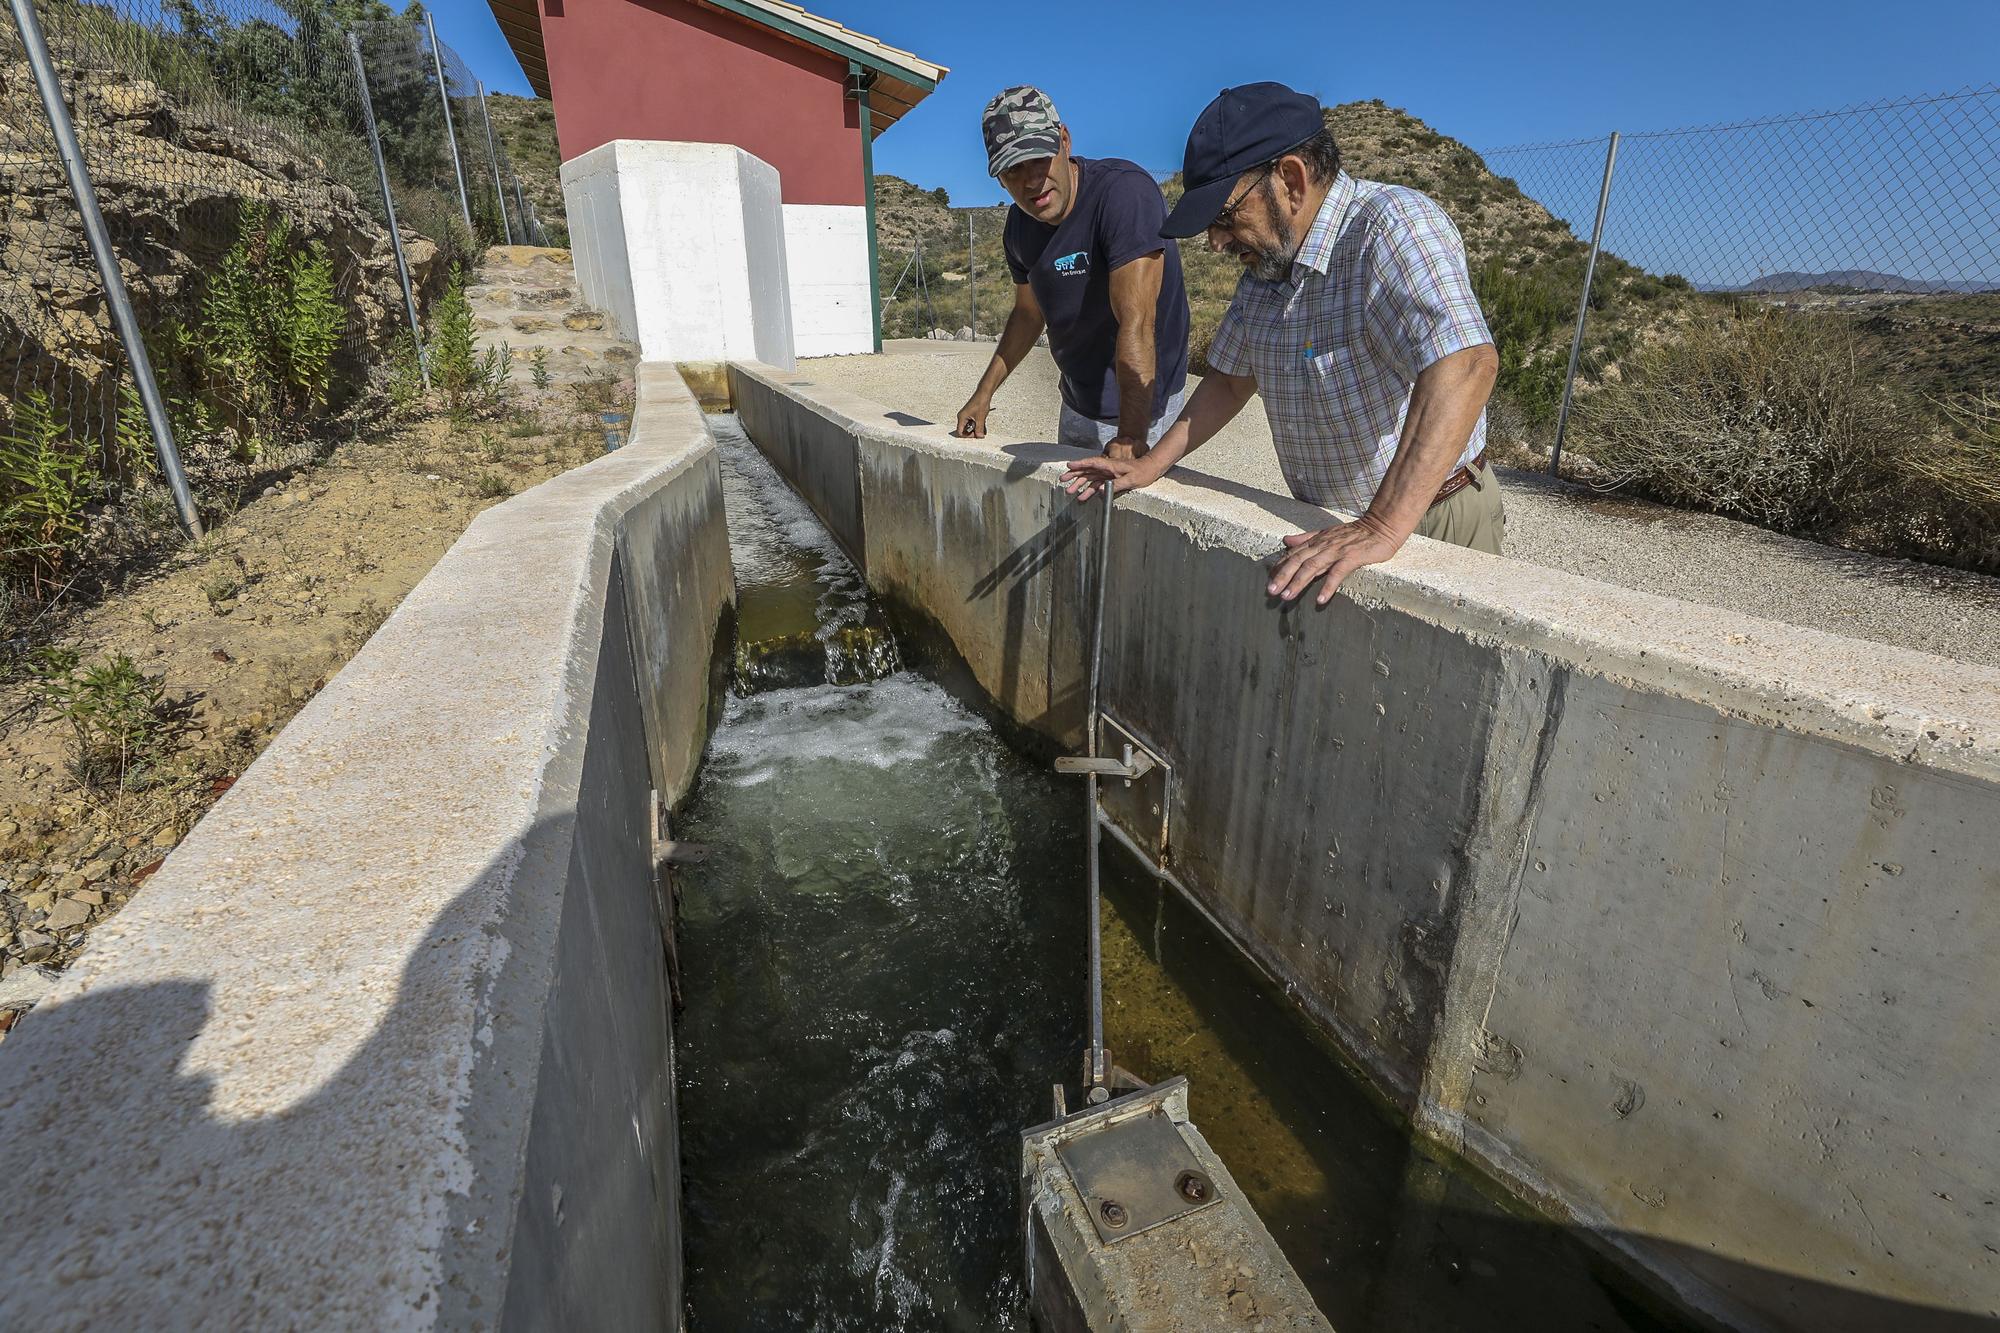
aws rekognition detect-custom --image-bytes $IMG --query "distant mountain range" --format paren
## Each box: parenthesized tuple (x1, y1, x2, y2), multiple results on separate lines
(1721, 270, 1996, 295)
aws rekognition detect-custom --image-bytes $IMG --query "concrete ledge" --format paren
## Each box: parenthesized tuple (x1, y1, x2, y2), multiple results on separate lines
(727, 358, 2000, 1333)
(0, 363, 733, 1327)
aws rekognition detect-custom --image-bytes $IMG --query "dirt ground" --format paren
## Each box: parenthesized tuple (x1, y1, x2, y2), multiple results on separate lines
(0, 378, 629, 1034)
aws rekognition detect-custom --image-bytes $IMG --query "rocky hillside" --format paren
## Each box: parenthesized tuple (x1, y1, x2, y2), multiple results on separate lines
(485, 92, 566, 244)
(871, 175, 1008, 339)
(0, 55, 448, 439)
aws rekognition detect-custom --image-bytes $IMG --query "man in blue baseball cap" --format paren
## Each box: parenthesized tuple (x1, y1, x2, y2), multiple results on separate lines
(952, 85, 1190, 460)
(1065, 82, 1503, 606)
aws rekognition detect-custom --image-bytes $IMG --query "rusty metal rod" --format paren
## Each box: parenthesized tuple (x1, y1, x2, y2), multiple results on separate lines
(1084, 478, 1115, 1102)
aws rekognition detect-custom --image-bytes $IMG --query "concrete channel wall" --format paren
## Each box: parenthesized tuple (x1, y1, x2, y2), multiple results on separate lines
(729, 360, 2000, 1333)
(0, 364, 733, 1327)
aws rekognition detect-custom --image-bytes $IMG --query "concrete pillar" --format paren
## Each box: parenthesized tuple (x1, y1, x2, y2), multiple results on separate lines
(561, 140, 795, 369)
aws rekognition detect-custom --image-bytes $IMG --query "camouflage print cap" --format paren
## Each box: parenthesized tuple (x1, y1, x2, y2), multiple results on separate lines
(982, 86, 1063, 177)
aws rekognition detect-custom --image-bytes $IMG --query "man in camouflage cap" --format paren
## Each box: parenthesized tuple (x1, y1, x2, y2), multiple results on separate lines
(953, 86, 1190, 460)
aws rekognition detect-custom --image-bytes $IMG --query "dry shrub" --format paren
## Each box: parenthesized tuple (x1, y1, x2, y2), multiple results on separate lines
(1577, 309, 2000, 572)
(1577, 308, 1898, 532)
(1889, 394, 2000, 571)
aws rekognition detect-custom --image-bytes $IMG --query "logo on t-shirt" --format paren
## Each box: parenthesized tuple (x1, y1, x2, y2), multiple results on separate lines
(1052, 251, 1090, 276)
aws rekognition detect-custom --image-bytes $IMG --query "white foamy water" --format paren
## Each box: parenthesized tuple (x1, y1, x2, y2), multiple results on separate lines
(710, 413, 870, 632)
(706, 676, 983, 788)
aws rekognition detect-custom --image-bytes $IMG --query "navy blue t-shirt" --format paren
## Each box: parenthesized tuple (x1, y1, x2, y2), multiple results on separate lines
(1003, 157, 1190, 425)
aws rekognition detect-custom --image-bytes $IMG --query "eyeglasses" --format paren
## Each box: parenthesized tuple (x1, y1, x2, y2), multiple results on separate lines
(1211, 162, 1277, 232)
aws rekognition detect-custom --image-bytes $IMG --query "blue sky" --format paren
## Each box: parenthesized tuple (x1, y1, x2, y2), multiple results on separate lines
(429, 0, 2000, 204)
(427, 0, 1998, 284)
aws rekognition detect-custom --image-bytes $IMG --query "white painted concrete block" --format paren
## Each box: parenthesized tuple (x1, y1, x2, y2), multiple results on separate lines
(782, 205, 873, 357)
(562, 141, 796, 369)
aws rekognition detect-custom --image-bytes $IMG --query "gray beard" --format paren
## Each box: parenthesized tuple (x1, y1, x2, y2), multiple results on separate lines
(1248, 245, 1294, 283)
(1246, 184, 1299, 281)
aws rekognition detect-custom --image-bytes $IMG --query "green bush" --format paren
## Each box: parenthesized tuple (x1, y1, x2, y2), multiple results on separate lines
(0, 391, 101, 595)
(1472, 256, 1578, 427)
(427, 269, 510, 416)
(174, 204, 345, 441)
(28, 647, 176, 794)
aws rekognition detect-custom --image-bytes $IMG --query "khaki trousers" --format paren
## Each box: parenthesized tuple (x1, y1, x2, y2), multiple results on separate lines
(1414, 460, 1505, 554)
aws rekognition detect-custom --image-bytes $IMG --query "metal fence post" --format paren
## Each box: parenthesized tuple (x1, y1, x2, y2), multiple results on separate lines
(510, 173, 530, 244)
(423, 9, 472, 236)
(476, 81, 514, 244)
(884, 246, 918, 307)
(1550, 130, 1620, 477)
(348, 31, 428, 392)
(8, 0, 203, 537)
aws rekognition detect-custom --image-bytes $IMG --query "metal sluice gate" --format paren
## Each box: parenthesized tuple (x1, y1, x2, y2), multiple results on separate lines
(1025, 482, 1331, 1331)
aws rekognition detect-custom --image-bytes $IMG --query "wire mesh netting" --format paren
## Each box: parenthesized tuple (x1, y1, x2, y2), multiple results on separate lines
(0, 0, 541, 591)
(1484, 87, 2000, 296)
(1476, 87, 2000, 567)
(428, 25, 544, 246)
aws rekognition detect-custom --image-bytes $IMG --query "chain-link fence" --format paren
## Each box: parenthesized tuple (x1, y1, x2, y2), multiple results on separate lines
(1479, 86, 2000, 470)
(0, 0, 547, 599)
(428, 29, 547, 247)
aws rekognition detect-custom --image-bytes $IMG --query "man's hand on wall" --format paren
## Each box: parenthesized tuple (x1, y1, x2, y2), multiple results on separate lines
(1102, 435, 1150, 462)
(952, 397, 992, 439)
(1266, 513, 1403, 606)
(1061, 452, 1164, 503)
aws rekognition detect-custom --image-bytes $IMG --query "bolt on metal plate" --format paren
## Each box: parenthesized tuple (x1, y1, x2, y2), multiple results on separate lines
(1055, 1101, 1222, 1245)
(1095, 714, 1172, 866)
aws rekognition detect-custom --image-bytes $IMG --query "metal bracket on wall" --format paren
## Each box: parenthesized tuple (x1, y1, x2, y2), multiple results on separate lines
(1090, 714, 1173, 870)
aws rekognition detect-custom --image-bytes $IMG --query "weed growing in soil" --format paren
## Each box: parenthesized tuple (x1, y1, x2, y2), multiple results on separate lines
(202, 572, 244, 611)
(472, 470, 513, 499)
(114, 380, 155, 483)
(28, 647, 178, 794)
(175, 205, 344, 437)
(0, 391, 100, 596)
(531, 348, 552, 392)
(430, 270, 512, 420)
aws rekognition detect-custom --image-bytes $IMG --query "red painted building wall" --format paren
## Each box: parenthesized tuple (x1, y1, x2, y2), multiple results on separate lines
(538, 0, 864, 206)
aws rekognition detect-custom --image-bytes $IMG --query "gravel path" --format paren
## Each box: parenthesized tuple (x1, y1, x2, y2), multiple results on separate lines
(800, 341, 2000, 668)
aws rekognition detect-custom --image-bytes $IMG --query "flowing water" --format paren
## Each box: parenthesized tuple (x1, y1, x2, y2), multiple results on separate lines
(675, 416, 1695, 1332)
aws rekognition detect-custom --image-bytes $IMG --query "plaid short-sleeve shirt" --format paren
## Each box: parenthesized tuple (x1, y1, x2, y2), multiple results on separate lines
(1205, 173, 1492, 513)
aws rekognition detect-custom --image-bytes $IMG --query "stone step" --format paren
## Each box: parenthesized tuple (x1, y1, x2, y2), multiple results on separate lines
(471, 245, 638, 387)
(497, 310, 607, 336)
(467, 284, 576, 308)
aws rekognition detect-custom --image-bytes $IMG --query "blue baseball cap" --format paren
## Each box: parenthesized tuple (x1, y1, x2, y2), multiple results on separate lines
(1161, 82, 1325, 239)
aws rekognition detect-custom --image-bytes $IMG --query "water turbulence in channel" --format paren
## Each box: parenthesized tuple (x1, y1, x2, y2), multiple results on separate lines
(676, 417, 1084, 1329)
(718, 418, 900, 693)
(676, 416, 1701, 1332)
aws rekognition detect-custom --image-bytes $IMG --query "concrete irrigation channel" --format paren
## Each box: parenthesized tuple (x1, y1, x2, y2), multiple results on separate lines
(0, 358, 1992, 1330)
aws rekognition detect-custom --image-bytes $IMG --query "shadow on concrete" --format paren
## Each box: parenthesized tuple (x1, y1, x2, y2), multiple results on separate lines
(0, 774, 675, 1330)
(883, 410, 933, 427)
(0, 868, 525, 1324)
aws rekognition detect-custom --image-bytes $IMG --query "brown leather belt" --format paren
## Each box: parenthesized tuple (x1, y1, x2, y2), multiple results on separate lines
(1430, 450, 1489, 508)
